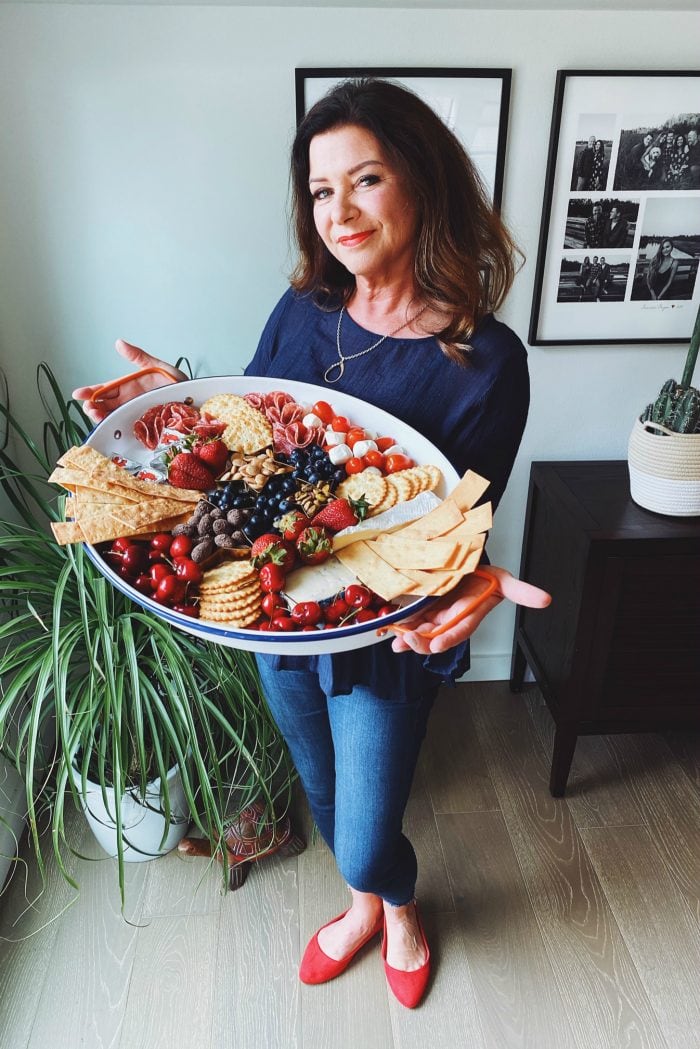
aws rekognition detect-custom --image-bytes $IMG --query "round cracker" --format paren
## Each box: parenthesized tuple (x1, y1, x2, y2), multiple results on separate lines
(199, 394, 272, 455)
(371, 483, 399, 516)
(337, 472, 388, 512)
(200, 561, 256, 588)
(387, 472, 418, 503)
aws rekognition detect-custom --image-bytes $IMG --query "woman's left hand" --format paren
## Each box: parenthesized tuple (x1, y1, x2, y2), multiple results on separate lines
(388, 566, 551, 656)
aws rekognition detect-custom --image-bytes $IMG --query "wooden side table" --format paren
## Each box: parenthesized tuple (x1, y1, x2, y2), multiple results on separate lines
(510, 460, 700, 796)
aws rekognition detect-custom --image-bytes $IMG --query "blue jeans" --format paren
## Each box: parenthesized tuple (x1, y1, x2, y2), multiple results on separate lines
(256, 657, 438, 906)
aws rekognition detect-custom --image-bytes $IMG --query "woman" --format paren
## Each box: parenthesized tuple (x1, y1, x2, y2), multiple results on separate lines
(589, 139, 606, 191)
(667, 133, 689, 186)
(578, 256, 591, 299)
(74, 79, 550, 1008)
(645, 239, 679, 300)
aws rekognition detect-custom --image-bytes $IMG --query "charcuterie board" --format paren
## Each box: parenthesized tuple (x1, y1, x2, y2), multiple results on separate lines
(48, 376, 494, 655)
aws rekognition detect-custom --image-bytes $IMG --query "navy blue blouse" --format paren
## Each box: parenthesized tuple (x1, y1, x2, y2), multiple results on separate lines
(245, 288, 529, 699)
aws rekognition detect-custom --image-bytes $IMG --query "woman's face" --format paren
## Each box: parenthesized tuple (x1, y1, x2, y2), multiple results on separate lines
(594, 140, 603, 152)
(676, 134, 685, 148)
(308, 124, 418, 287)
(662, 240, 673, 255)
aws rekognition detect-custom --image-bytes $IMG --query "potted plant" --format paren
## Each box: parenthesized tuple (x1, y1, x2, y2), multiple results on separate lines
(628, 303, 700, 515)
(0, 365, 297, 903)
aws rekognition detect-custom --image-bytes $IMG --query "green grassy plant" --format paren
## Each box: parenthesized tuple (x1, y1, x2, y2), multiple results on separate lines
(0, 364, 295, 904)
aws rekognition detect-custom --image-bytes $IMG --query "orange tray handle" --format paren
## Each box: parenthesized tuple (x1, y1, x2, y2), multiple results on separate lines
(377, 566, 499, 641)
(89, 365, 177, 403)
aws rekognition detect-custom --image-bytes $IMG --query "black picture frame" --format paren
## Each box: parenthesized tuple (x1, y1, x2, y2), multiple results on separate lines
(529, 70, 700, 346)
(295, 67, 511, 209)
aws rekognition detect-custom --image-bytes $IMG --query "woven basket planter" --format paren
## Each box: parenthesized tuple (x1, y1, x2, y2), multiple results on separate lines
(628, 417, 700, 516)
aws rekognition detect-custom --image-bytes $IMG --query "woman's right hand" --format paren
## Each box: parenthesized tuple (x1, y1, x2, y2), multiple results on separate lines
(72, 339, 189, 423)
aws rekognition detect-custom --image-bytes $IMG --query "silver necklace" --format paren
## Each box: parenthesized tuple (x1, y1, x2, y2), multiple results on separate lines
(324, 304, 428, 384)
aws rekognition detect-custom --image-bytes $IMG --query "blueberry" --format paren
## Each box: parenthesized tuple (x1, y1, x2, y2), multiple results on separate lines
(305, 471, 320, 485)
(290, 449, 307, 465)
(281, 477, 297, 494)
(291, 467, 305, 480)
(276, 498, 296, 514)
(275, 452, 289, 464)
(332, 469, 346, 486)
(310, 445, 325, 460)
(317, 460, 334, 478)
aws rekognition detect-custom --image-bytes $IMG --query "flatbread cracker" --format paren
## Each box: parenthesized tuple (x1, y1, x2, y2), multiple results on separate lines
(396, 500, 463, 539)
(336, 541, 415, 601)
(371, 535, 460, 570)
(447, 470, 490, 512)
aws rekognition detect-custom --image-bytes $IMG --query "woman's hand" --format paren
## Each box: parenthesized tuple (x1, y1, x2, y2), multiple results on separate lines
(388, 566, 551, 656)
(72, 339, 189, 423)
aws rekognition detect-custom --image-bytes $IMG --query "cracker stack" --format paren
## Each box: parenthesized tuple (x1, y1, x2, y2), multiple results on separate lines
(48, 446, 203, 545)
(335, 470, 492, 601)
(337, 464, 441, 517)
(196, 561, 262, 628)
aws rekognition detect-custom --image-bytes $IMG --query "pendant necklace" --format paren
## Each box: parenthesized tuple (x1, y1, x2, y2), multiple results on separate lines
(324, 303, 429, 384)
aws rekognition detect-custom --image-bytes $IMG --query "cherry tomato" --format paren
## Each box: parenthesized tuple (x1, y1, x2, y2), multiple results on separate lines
(376, 436, 397, 452)
(331, 415, 350, 433)
(345, 427, 367, 449)
(344, 457, 365, 475)
(169, 534, 194, 559)
(174, 558, 203, 585)
(261, 592, 286, 617)
(384, 453, 415, 474)
(155, 575, 187, 605)
(150, 533, 173, 553)
(344, 584, 372, 609)
(363, 450, 385, 471)
(258, 563, 286, 593)
(312, 400, 335, 426)
(291, 600, 322, 626)
(150, 563, 173, 589)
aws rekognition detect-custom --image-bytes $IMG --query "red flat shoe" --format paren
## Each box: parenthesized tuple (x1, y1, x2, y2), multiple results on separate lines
(381, 901, 431, 1008)
(299, 909, 384, 985)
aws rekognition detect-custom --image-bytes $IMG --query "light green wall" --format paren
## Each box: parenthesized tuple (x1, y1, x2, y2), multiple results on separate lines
(1, 2, 698, 676)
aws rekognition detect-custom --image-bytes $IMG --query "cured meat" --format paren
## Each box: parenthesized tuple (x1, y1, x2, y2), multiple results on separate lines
(263, 391, 295, 411)
(132, 401, 201, 450)
(273, 421, 324, 456)
(243, 393, 265, 410)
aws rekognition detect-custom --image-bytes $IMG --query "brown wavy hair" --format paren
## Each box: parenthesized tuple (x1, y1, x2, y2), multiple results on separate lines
(290, 77, 522, 361)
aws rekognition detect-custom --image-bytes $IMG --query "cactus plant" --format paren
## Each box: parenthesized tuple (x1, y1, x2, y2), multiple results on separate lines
(643, 302, 700, 434)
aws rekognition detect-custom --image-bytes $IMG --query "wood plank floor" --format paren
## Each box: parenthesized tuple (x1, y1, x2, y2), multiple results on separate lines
(2, 681, 700, 1049)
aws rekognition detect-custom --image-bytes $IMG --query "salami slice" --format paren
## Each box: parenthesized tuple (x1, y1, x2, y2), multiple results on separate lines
(133, 401, 201, 450)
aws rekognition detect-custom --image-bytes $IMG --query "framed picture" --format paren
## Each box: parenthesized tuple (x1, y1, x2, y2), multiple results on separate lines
(295, 67, 511, 208)
(529, 70, 700, 346)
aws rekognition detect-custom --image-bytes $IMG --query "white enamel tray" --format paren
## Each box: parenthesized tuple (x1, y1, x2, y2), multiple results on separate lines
(84, 376, 459, 655)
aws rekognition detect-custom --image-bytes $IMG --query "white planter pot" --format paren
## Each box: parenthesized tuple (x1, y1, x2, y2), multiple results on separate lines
(70, 762, 190, 862)
(628, 417, 700, 516)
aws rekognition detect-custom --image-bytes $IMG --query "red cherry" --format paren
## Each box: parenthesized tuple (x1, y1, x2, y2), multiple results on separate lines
(111, 536, 132, 554)
(150, 532, 173, 552)
(257, 620, 274, 632)
(325, 597, 350, 623)
(174, 558, 203, 584)
(133, 573, 154, 595)
(261, 592, 286, 617)
(121, 543, 148, 575)
(291, 600, 322, 626)
(155, 575, 187, 605)
(172, 602, 200, 618)
(150, 563, 173, 589)
(354, 608, 376, 623)
(169, 535, 194, 558)
(344, 584, 372, 609)
(148, 548, 168, 564)
(270, 614, 296, 631)
(376, 603, 398, 617)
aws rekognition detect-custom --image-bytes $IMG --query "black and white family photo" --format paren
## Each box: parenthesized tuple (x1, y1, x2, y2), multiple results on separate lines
(563, 197, 638, 250)
(630, 197, 700, 301)
(614, 116, 700, 190)
(569, 114, 615, 191)
(556, 254, 630, 302)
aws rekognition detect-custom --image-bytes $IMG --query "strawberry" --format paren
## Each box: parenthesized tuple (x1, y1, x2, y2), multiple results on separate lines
(192, 438, 229, 475)
(167, 451, 215, 491)
(310, 495, 368, 533)
(274, 509, 309, 542)
(296, 526, 333, 566)
(250, 533, 296, 571)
